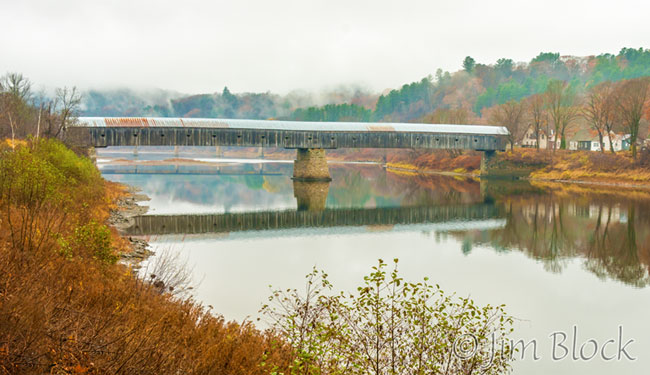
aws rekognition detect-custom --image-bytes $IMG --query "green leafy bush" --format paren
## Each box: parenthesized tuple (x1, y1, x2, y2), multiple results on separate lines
(31, 137, 101, 187)
(262, 259, 515, 375)
(59, 220, 117, 264)
(0, 138, 104, 254)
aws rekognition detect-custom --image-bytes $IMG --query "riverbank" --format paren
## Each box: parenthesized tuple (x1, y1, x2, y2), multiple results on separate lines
(385, 148, 650, 189)
(491, 149, 650, 188)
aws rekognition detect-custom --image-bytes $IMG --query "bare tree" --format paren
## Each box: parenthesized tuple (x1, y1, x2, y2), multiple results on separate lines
(489, 99, 527, 151)
(0, 73, 84, 143)
(0, 74, 34, 143)
(0, 73, 32, 101)
(615, 78, 650, 159)
(0, 93, 14, 144)
(526, 94, 547, 150)
(43, 86, 81, 139)
(545, 80, 580, 150)
(583, 81, 617, 153)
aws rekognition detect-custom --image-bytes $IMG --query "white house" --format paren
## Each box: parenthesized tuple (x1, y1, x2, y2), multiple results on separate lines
(568, 129, 629, 152)
(519, 125, 628, 152)
(602, 132, 629, 152)
(521, 125, 555, 149)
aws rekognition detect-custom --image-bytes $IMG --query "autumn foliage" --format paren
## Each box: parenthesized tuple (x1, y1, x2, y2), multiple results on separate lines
(0, 139, 292, 375)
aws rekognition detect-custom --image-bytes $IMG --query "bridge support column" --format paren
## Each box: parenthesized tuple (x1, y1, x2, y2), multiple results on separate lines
(292, 148, 331, 181)
(480, 150, 496, 176)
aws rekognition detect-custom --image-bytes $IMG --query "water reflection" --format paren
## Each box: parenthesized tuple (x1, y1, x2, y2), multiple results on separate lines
(469, 184, 650, 287)
(105, 163, 650, 288)
(293, 180, 329, 211)
(101, 156, 650, 375)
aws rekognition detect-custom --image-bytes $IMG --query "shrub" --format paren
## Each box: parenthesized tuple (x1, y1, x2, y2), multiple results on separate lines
(31, 137, 101, 187)
(262, 259, 515, 375)
(0, 144, 68, 252)
(59, 220, 117, 264)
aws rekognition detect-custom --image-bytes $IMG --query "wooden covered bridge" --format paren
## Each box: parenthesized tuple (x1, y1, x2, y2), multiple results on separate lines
(69, 117, 509, 180)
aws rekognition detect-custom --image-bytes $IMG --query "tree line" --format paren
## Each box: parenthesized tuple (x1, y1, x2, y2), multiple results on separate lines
(487, 77, 650, 158)
(283, 48, 650, 130)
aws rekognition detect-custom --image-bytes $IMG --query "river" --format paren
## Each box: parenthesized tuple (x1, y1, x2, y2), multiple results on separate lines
(99, 149, 650, 375)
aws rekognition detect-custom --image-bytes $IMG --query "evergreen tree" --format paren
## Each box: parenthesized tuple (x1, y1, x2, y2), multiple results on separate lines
(462, 56, 476, 73)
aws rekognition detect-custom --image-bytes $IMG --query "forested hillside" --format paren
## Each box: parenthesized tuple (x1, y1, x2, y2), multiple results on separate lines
(81, 48, 650, 126)
(82, 86, 377, 120)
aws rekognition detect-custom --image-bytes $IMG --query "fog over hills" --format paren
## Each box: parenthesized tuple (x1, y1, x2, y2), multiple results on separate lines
(81, 48, 650, 125)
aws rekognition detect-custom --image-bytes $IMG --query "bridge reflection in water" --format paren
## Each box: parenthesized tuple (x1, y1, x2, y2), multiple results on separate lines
(125, 202, 502, 236)
(110, 162, 503, 235)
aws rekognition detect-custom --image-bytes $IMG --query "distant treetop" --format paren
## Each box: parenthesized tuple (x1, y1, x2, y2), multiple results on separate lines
(462, 56, 476, 73)
(531, 52, 560, 64)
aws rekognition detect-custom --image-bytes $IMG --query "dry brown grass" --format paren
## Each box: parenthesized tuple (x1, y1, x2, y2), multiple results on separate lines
(512, 149, 650, 185)
(384, 150, 482, 173)
(0, 139, 292, 374)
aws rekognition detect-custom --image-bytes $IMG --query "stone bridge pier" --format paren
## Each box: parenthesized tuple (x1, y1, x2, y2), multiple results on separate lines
(292, 148, 332, 181)
(480, 150, 496, 176)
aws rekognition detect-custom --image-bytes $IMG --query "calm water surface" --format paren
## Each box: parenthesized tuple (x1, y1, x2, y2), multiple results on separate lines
(100, 151, 650, 375)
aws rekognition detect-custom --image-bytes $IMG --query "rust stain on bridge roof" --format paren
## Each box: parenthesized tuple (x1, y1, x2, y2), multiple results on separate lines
(99, 117, 231, 128)
(366, 125, 395, 132)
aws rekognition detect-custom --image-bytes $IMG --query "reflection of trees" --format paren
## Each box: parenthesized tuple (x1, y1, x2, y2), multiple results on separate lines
(584, 205, 649, 287)
(494, 198, 572, 273)
(480, 196, 650, 287)
(327, 170, 375, 207)
(116, 174, 294, 208)
(243, 175, 264, 190)
(382, 172, 482, 206)
(327, 166, 484, 208)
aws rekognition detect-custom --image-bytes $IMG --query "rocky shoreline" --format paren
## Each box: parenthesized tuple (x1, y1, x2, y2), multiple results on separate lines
(107, 185, 154, 262)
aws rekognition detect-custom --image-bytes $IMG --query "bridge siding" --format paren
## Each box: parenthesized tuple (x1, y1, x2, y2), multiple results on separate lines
(126, 204, 500, 236)
(71, 127, 507, 151)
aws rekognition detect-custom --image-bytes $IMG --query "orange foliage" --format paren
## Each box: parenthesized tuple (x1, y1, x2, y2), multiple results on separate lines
(0, 141, 292, 374)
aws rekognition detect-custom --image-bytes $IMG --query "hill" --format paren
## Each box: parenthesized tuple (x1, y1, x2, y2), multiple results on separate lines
(80, 48, 650, 125)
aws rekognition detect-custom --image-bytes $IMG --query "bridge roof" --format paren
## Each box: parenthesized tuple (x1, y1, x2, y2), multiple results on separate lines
(76, 117, 509, 136)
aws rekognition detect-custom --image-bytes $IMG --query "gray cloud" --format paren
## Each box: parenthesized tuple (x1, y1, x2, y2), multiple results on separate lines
(1, 0, 648, 94)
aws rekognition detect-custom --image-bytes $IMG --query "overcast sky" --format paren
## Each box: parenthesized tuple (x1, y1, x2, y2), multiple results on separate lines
(1, 0, 649, 95)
